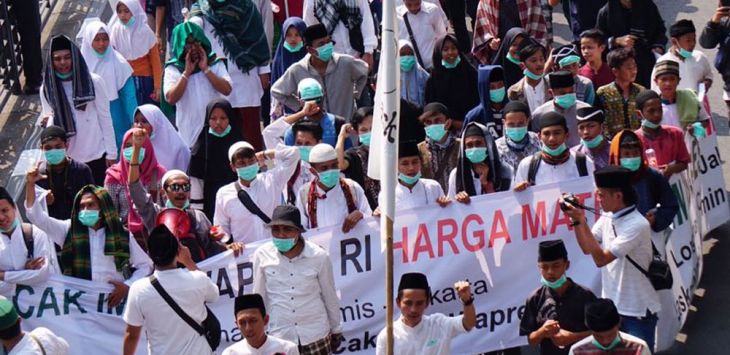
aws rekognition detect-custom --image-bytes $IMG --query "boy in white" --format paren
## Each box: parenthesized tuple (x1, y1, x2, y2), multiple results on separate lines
(295, 144, 371, 232)
(376, 272, 475, 355)
(122, 225, 219, 355)
(222, 294, 299, 355)
(651, 19, 713, 92)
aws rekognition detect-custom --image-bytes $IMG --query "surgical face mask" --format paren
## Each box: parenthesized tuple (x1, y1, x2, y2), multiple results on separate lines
(298, 145, 313, 162)
(540, 274, 567, 289)
(359, 132, 372, 146)
(542, 143, 567, 157)
(93, 47, 110, 58)
(620, 157, 642, 171)
(123, 147, 145, 163)
(581, 135, 604, 149)
(273, 236, 297, 253)
(165, 198, 190, 210)
(678, 47, 692, 59)
(318, 169, 341, 189)
(400, 55, 416, 72)
(123, 16, 136, 28)
(55, 71, 73, 80)
(44, 148, 66, 165)
(398, 171, 421, 185)
(506, 52, 521, 65)
(284, 41, 304, 53)
(237, 163, 260, 181)
(523, 68, 543, 81)
(0, 218, 19, 234)
(592, 335, 621, 351)
(692, 122, 706, 138)
(465, 147, 488, 163)
(316, 42, 334, 62)
(425, 124, 447, 142)
(505, 126, 528, 142)
(78, 209, 101, 227)
(642, 119, 660, 129)
(554, 93, 577, 109)
(208, 125, 232, 138)
(490, 87, 506, 103)
(441, 56, 461, 69)
(558, 55, 581, 68)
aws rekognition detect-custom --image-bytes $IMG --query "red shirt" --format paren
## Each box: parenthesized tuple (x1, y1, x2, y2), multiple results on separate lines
(635, 125, 691, 167)
(580, 62, 615, 89)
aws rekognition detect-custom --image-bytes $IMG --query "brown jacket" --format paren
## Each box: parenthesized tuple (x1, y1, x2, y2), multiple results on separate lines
(418, 137, 461, 192)
(507, 77, 552, 109)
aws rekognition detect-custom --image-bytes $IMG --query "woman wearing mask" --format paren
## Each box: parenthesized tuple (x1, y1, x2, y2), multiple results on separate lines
(271, 17, 308, 120)
(399, 40, 430, 107)
(133, 104, 191, 172)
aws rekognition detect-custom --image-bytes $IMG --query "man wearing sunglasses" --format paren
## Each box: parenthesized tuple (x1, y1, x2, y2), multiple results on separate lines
(127, 128, 243, 261)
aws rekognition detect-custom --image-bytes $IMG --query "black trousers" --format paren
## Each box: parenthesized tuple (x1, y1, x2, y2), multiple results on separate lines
(444, 0, 471, 53)
(11, 0, 42, 87)
(86, 155, 108, 187)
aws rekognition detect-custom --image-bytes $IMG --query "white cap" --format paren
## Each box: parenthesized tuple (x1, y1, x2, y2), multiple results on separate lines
(161, 169, 188, 186)
(228, 141, 255, 162)
(308, 143, 337, 163)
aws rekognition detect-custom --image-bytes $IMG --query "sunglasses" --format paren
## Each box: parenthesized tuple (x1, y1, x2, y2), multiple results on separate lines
(165, 183, 191, 192)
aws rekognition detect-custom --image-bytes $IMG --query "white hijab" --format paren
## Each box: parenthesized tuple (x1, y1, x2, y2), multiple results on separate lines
(77, 18, 133, 101)
(108, 0, 156, 61)
(137, 104, 191, 172)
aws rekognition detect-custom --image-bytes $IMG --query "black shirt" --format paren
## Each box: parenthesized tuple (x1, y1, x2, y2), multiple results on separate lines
(36, 159, 94, 220)
(519, 279, 597, 355)
(499, 0, 522, 40)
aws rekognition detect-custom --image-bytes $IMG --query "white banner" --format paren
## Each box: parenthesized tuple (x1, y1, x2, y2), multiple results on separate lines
(10, 144, 727, 353)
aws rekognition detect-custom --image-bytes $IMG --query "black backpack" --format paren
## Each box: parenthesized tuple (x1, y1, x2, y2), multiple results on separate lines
(527, 152, 588, 186)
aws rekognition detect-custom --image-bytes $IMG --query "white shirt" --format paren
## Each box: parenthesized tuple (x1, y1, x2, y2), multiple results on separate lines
(0, 224, 58, 297)
(189, 16, 271, 108)
(381, 178, 444, 212)
(651, 50, 713, 92)
(592, 206, 661, 317)
(303, 0, 378, 55)
(397, 3, 448, 69)
(253, 241, 342, 345)
(261, 118, 314, 204)
(40, 74, 118, 161)
(660, 101, 709, 129)
(569, 331, 651, 355)
(221, 335, 300, 355)
(163, 61, 232, 147)
(513, 152, 596, 187)
(296, 178, 372, 229)
(446, 168, 480, 199)
(7, 327, 70, 355)
(123, 268, 219, 355)
(214, 146, 299, 243)
(523, 78, 547, 113)
(375, 314, 468, 355)
(25, 199, 152, 285)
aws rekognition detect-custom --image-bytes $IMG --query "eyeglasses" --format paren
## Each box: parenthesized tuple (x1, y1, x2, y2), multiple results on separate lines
(165, 183, 191, 192)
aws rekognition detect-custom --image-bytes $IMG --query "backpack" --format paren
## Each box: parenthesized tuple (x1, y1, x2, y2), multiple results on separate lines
(527, 152, 588, 186)
(21, 223, 34, 259)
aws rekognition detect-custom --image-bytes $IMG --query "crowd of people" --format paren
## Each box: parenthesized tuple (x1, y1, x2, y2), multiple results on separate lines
(2, 0, 729, 354)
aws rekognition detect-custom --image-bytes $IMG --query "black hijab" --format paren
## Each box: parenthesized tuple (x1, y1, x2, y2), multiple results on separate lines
(426, 34, 479, 121)
(188, 98, 244, 181)
(455, 122, 511, 196)
(491, 28, 528, 88)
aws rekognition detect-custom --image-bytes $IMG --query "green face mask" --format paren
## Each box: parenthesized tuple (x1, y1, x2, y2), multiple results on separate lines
(273, 236, 297, 253)
(581, 135, 604, 149)
(298, 145, 313, 162)
(592, 335, 621, 351)
(316, 42, 335, 61)
(506, 52, 521, 65)
(123, 147, 145, 163)
(692, 122, 706, 138)
(441, 56, 461, 69)
(284, 41, 304, 53)
(542, 143, 567, 157)
(465, 147, 488, 163)
(78, 210, 101, 227)
(400, 55, 416, 72)
(55, 71, 73, 80)
(523, 68, 543, 80)
(425, 124, 447, 142)
(44, 149, 66, 165)
(0, 219, 19, 234)
(398, 171, 421, 185)
(678, 48, 692, 59)
(620, 157, 642, 171)
(540, 274, 567, 289)
(642, 119, 660, 129)
(237, 164, 260, 181)
(555, 93, 577, 109)
(505, 127, 528, 142)
(208, 125, 232, 138)
(93, 47, 110, 58)
(123, 16, 136, 28)
(490, 87, 506, 103)
(165, 199, 190, 210)
(318, 169, 341, 189)
(359, 132, 372, 146)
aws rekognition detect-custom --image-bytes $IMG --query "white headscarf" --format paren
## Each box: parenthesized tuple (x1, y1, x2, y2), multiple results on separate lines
(137, 104, 191, 172)
(108, 0, 156, 61)
(77, 18, 133, 101)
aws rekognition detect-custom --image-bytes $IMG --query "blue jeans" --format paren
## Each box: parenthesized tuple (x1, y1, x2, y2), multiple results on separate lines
(621, 311, 658, 353)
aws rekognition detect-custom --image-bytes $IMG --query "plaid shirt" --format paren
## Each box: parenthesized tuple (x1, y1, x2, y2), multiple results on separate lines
(595, 82, 646, 138)
(471, 0, 547, 63)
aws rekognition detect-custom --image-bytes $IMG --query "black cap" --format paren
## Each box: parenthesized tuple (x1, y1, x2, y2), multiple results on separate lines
(537, 112, 568, 131)
(41, 125, 67, 144)
(147, 225, 179, 266)
(398, 272, 429, 292)
(422, 102, 450, 117)
(234, 294, 266, 316)
(594, 166, 633, 189)
(576, 107, 605, 124)
(670, 19, 696, 38)
(503, 101, 531, 118)
(549, 71, 575, 89)
(303, 24, 328, 46)
(398, 141, 420, 159)
(50, 35, 72, 53)
(538, 240, 568, 262)
(464, 123, 485, 138)
(585, 298, 620, 332)
(635, 90, 661, 110)
(266, 205, 305, 231)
